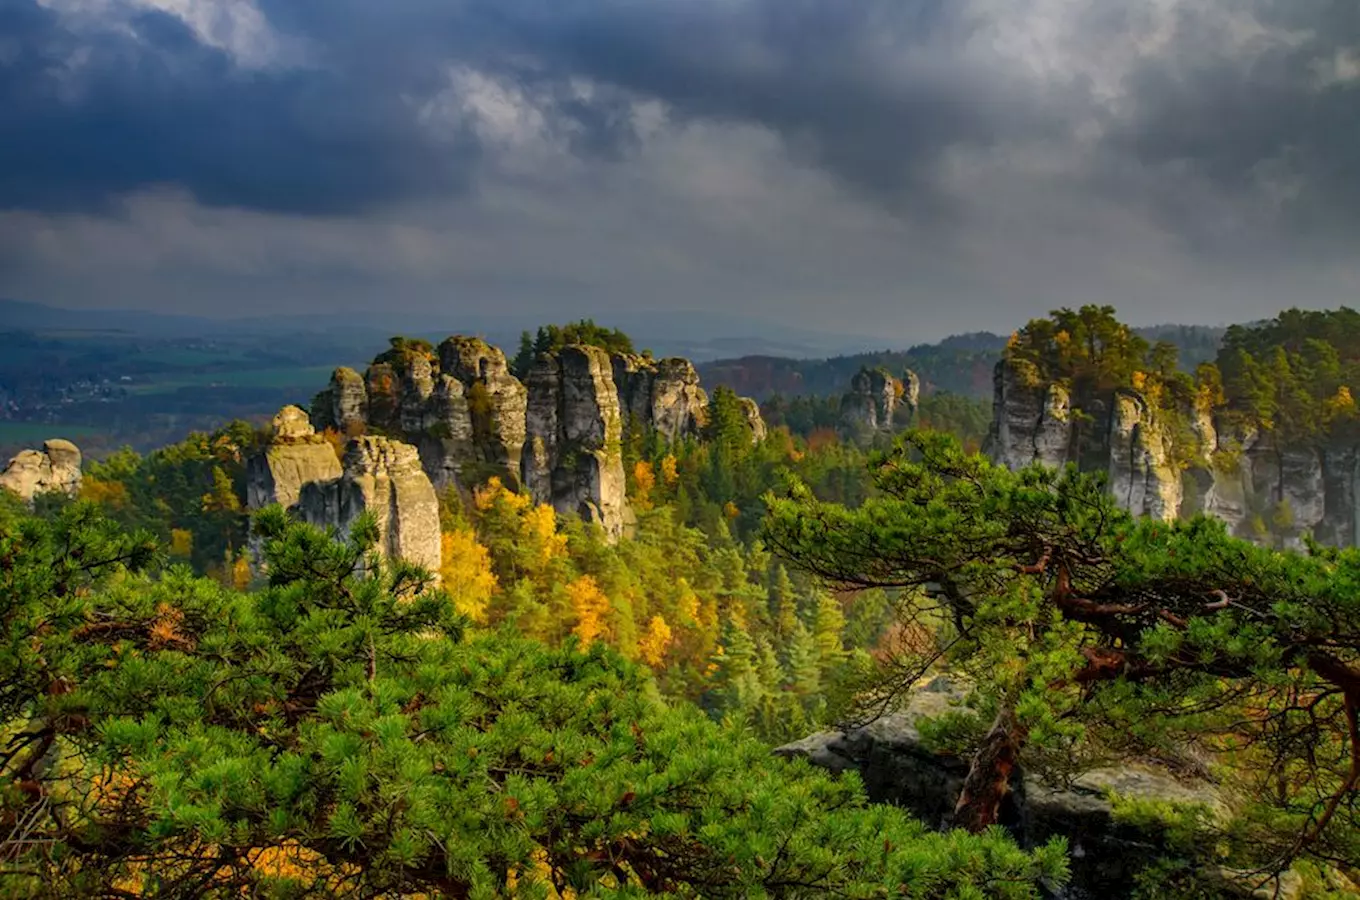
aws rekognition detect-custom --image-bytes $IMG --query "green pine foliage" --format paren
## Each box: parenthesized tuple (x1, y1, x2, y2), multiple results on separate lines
(0, 500, 1066, 898)
(764, 430, 1360, 870)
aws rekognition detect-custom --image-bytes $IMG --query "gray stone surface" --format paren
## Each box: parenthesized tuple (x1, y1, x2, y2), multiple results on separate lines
(522, 345, 629, 540)
(0, 439, 83, 503)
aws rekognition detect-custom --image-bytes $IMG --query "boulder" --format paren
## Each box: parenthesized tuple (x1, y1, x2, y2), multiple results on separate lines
(0, 439, 83, 503)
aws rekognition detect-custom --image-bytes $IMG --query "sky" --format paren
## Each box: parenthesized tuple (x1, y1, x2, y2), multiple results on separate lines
(2, 0, 1359, 342)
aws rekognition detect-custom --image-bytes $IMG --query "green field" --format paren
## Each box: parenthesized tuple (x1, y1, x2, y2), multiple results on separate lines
(0, 422, 102, 444)
(126, 365, 336, 395)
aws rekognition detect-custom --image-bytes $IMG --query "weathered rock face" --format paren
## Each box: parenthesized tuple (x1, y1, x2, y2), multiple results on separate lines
(841, 368, 901, 434)
(310, 367, 369, 434)
(248, 409, 440, 574)
(612, 354, 709, 442)
(246, 407, 345, 514)
(301, 335, 762, 539)
(523, 346, 629, 539)
(1108, 391, 1181, 522)
(986, 358, 1360, 547)
(986, 359, 1073, 471)
(776, 677, 1289, 900)
(439, 337, 528, 480)
(738, 397, 767, 444)
(296, 437, 442, 575)
(0, 439, 83, 503)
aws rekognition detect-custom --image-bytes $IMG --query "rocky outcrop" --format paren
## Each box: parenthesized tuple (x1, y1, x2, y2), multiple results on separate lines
(612, 354, 709, 442)
(0, 439, 82, 503)
(986, 357, 1360, 546)
(986, 359, 1073, 471)
(523, 346, 629, 539)
(295, 436, 442, 576)
(1108, 391, 1181, 522)
(840, 367, 919, 435)
(248, 408, 440, 575)
(301, 335, 763, 541)
(776, 677, 1299, 900)
(310, 367, 369, 435)
(439, 337, 528, 482)
(246, 407, 344, 513)
(738, 397, 767, 444)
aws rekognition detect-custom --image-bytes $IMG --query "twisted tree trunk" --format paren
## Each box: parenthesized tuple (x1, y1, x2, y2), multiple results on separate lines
(953, 706, 1028, 833)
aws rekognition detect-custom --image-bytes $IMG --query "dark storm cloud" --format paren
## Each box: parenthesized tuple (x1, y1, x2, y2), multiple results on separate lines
(1108, 2, 1360, 237)
(0, 0, 478, 214)
(5, 0, 1360, 269)
(2, 0, 1058, 216)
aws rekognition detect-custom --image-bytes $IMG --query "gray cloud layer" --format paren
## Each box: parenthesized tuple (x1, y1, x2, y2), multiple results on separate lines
(2, 0, 1359, 338)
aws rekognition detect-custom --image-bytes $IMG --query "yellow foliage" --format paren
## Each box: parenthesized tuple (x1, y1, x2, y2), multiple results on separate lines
(567, 575, 612, 647)
(1054, 329, 1071, 349)
(638, 614, 673, 667)
(441, 529, 498, 623)
(524, 503, 568, 565)
(1131, 370, 1148, 391)
(723, 501, 740, 520)
(660, 454, 679, 486)
(674, 578, 700, 626)
(632, 460, 656, 511)
(474, 476, 529, 512)
(79, 476, 129, 509)
(231, 553, 253, 591)
(1326, 385, 1357, 420)
(169, 528, 194, 558)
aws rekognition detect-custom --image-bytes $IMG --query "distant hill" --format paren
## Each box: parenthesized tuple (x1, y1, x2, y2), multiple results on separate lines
(698, 325, 1228, 401)
(698, 335, 1008, 400)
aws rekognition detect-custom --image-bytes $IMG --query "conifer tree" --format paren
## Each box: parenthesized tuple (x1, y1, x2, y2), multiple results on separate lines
(766, 430, 1360, 869)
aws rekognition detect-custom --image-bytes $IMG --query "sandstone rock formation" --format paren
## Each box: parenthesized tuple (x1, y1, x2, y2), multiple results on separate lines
(0, 439, 83, 504)
(248, 408, 440, 575)
(987, 359, 1073, 471)
(612, 354, 709, 442)
(311, 367, 369, 435)
(296, 436, 442, 576)
(1108, 390, 1181, 521)
(840, 367, 919, 434)
(524, 346, 630, 539)
(300, 335, 764, 542)
(246, 407, 343, 513)
(738, 397, 767, 444)
(985, 357, 1360, 545)
(777, 676, 1301, 900)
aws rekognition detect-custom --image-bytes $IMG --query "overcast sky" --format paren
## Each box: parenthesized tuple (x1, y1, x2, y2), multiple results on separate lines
(2, 0, 1359, 342)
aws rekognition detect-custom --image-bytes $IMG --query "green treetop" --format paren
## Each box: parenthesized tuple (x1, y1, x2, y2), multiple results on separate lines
(0, 499, 1066, 898)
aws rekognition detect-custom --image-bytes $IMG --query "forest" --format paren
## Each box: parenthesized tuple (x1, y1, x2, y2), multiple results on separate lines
(3, 310, 1359, 898)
